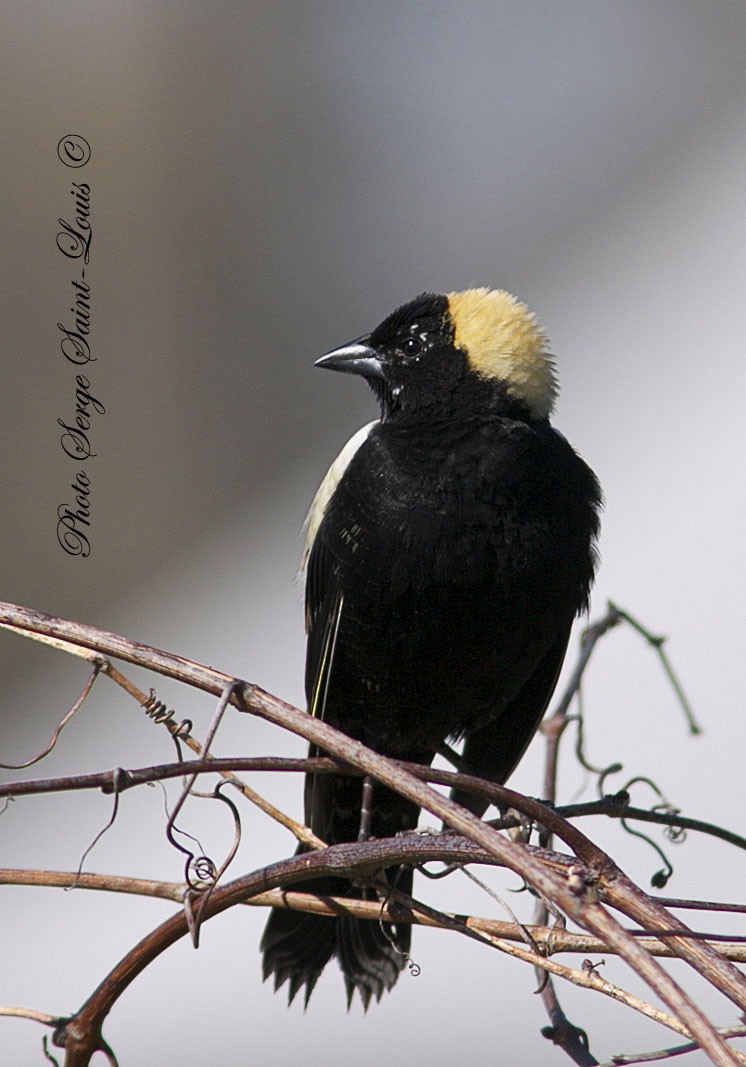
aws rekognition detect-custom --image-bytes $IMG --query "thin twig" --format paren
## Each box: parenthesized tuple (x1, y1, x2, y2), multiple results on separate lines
(607, 602, 701, 735)
(602, 1026, 746, 1066)
(536, 604, 622, 1065)
(2, 864, 746, 963)
(0, 1005, 59, 1026)
(3, 758, 743, 861)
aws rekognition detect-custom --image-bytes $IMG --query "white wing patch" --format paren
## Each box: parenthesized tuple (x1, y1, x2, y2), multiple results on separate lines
(300, 420, 378, 573)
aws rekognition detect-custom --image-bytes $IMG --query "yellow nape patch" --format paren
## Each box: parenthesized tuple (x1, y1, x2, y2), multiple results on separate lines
(447, 288, 557, 418)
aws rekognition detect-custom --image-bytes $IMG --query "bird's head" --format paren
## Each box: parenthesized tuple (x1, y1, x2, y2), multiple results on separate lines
(315, 288, 557, 423)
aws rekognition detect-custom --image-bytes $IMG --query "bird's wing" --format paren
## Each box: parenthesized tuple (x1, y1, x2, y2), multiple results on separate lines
(451, 624, 572, 816)
(302, 524, 345, 840)
(302, 421, 378, 718)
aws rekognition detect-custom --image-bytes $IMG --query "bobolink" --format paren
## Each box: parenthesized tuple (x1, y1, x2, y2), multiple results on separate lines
(262, 287, 601, 1008)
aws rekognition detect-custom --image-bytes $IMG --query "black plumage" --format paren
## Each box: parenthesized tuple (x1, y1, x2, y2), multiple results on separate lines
(261, 288, 601, 1008)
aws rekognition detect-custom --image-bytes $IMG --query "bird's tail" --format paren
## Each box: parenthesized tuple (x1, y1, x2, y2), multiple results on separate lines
(261, 765, 418, 1008)
(261, 867, 412, 1008)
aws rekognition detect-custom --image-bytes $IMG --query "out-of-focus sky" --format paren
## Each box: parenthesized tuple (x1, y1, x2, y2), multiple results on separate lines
(2, 4, 745, 1065)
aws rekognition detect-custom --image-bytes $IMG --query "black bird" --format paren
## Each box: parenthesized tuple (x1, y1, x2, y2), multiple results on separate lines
(261, 287, 601, 1008)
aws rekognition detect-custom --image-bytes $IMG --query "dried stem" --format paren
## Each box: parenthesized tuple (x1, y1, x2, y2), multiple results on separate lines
(0, 602, 742, 1067)
(1, 864, 745, 962)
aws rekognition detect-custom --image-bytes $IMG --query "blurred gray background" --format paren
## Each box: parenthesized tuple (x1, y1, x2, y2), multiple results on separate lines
(2, 3, 745, 1064)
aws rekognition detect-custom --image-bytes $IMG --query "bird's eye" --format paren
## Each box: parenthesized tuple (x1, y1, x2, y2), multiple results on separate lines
(402, 335, 423, 356)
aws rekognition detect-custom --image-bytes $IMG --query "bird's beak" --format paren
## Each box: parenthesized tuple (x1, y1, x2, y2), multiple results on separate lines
(314, 335, 385, 380)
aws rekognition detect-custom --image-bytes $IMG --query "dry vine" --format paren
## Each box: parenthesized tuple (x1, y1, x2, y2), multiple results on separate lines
(0, 600, 744, 1067)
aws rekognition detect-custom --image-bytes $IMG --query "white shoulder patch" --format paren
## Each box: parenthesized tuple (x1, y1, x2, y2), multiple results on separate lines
(300, 420, 378, 573)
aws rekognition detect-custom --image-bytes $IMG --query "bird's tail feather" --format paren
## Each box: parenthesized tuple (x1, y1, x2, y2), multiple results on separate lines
(261, 768, 419, 1007)
(261, 868, 412, 1009)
